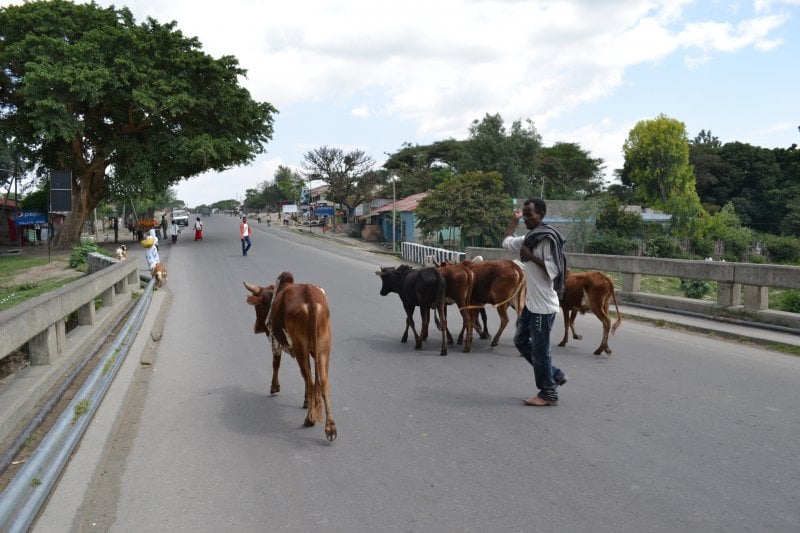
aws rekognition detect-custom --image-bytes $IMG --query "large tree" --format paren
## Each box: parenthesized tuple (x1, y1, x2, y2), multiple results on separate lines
(460, 113, 541, 197)
(382, 140, 460, 198)
(415, 171, 511, 248)
(301, 146, 380, 221)
(622, 114, 704, 237)
(534, 142, 605, 199)
(0, 0, 277, 247)
(623, 114, 696, 207)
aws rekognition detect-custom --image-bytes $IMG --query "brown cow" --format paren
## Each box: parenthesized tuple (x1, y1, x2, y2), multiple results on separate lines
(558, 270, 622, 356)
(244, 272, 337, 441)
(459, 259, 525, 347)
(436, 261, 476, 352)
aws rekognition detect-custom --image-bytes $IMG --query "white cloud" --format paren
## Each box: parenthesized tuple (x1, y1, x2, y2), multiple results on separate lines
(5, 0, 796, 205)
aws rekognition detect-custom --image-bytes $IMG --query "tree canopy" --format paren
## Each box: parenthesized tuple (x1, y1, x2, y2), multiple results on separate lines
(302, 146, 381, 221)
(622, 114, 705, 237)
(0, 0, 277, 247)
(459, 113, 541, 197)
(535, 142, 605, 199)
(415, 172, 511, 248)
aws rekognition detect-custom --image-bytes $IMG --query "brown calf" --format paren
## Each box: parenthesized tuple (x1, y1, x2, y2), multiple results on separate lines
(558, 270, 622, 356)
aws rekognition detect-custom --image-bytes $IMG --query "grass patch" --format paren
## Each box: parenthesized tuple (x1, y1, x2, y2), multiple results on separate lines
(72, 399, 91, 424)
(0, 256, 49, 279)
(24, 430, 39, 448)
(0, 276, 84, 312)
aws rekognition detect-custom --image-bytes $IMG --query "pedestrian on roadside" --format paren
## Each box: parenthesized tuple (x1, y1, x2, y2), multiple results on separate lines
(144, 228, 160, 268)
(240, 215, 252, 256)
(502, 198, 568, 406)
(160, 214, 168, 240)
(169, 219, 179, 244)
(193, 217, 204, 241)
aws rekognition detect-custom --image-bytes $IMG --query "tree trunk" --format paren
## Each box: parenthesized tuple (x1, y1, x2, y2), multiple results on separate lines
(52, 184, 92, 249)
(51, 159, 106, 249)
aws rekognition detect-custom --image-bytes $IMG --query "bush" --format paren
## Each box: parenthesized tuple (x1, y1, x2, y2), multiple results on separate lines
(586, 236, 638, 255)
(679, 279, 713, 299)
(762, 234, 800, 264)
(69, 238, 100, 269)
(774, 290, 800, 313)
(689, 237, 714, 259)
(646, 235, 681, 258)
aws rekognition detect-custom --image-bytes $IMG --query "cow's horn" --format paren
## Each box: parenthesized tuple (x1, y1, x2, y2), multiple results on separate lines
(243, 281, 260, 294)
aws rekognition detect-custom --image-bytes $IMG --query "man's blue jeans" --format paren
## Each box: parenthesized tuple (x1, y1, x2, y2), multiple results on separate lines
(241, 236, 251, 255)
(513, 308, 561, 401)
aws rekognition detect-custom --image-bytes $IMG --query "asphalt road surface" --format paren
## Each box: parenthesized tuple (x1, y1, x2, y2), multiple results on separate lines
(43, 215, 800, 532)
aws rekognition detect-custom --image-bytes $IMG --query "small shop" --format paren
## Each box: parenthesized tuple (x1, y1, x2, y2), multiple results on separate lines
(7, 210, 49, 246)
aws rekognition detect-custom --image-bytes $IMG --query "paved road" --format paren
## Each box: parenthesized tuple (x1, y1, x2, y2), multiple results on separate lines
(37, 215, 800, 532)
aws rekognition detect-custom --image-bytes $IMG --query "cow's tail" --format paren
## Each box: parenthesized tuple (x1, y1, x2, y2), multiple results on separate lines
(308, 291, 326, 424)
(608, 275, 622, 335)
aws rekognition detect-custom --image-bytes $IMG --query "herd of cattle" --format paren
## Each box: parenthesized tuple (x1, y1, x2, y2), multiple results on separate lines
(244, 259, 622, 441)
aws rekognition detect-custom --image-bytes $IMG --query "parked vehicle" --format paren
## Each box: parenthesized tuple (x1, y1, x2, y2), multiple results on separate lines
(171, 208, 189, 227)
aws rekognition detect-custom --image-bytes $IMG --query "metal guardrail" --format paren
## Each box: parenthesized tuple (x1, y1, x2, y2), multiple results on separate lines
(0, 278, 155, 531)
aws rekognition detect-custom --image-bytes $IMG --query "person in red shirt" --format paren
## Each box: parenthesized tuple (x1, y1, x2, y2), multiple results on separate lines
(239, 216, 252, 256)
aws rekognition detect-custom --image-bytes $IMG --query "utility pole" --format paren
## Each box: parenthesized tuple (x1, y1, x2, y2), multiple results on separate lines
(391, 175, 397, 253)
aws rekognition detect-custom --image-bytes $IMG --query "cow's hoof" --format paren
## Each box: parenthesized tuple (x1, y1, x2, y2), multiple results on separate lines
(326, 424, 337, 441)
(558, 341, 567, 347)
(304, 417, 315, 427)
(303, 399, 309, 408)
(574, 335, 583, 340)
(440, 350, 447, 356)
(270, 385, 280, 394)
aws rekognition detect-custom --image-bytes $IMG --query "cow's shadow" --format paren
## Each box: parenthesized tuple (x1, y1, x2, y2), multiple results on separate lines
(214, 384, 330, 446)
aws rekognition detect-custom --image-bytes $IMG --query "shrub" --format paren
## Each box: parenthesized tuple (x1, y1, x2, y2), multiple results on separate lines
(679, 279, 713, 299)
(69, 238, 100, 269)
(586, 236, 638, 255)
(762, 234, 800, 264)
(774, 290, 800, 313)
(689, 237, 714, 259)
(646, 235, 681, 258)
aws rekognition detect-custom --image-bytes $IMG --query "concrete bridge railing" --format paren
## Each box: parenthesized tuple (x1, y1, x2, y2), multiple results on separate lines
(0, 253, 141, 442)
(463, 247, 800, 330)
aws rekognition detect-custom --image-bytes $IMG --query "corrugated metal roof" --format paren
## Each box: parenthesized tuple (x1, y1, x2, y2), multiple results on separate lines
(366, 192, 428, 217)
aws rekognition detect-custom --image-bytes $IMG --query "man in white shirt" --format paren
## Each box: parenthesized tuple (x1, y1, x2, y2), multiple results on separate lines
(240, 216, 252, 256)
(502, 198, 567, 406)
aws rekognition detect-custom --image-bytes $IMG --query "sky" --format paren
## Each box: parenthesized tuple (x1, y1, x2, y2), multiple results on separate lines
(6, 0, 800, 207)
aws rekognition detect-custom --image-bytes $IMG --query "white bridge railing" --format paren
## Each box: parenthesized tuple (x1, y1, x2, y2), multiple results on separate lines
(401, 242, 465, 265)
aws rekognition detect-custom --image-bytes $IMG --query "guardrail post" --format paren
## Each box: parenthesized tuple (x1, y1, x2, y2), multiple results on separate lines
(77, 301, 95, 326)
(102, 286, 116, 307)
(743, 285, 769, 311)
(716, 282, 741, 306)
(29, 324, 57, 365)
(623, 272, 641, 292)
(56, 318, 65, 353)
